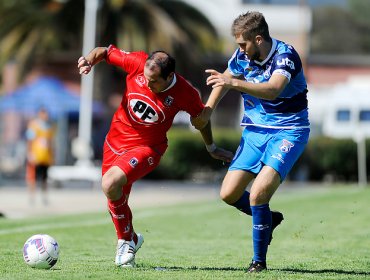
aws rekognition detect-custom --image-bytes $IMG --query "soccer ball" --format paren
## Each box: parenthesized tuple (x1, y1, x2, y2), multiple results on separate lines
(23, 234, 60, 269)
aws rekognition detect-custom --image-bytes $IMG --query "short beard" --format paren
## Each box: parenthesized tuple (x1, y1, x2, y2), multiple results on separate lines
(250, 50, 261, 61)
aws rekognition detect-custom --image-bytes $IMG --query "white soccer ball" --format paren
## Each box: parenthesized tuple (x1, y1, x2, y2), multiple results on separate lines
(23, 234, 60, 269)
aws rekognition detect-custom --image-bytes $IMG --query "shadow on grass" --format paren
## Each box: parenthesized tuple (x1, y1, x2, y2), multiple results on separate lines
(145, 266, 369, 276)
(272, 268, 370, 276)
(147, 266, 245, 272)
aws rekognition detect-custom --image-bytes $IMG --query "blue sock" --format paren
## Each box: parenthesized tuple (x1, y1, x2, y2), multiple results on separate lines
(251, 204, 272, 263)
(231, 191, 251, 215)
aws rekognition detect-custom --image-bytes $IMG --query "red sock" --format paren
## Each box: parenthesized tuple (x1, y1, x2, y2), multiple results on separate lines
(124, 205, 138, 244)
(108, 194, 133, 240)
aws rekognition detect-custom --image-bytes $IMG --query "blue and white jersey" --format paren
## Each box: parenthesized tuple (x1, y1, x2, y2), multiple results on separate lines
(228, 38, 310, 129)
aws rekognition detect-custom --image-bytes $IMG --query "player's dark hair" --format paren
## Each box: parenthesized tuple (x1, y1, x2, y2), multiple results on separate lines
(231, 11, 271, 41)
(146, 51, 175, 79)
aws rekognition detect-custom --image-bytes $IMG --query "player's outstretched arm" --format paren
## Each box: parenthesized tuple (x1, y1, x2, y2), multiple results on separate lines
(191, 69, 230, 130)
(205, 69, 231, 109)
(196, 120, 234, 163)
(206, 68, 288, 100)
(190, 106, 213, 130)
(78, 47, 108, 75)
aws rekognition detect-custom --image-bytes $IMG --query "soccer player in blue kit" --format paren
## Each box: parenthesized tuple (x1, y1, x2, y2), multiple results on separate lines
(192, 11, 310, 272)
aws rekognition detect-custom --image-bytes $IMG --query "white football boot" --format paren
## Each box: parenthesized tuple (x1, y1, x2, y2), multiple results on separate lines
(115, 233, 144, 268)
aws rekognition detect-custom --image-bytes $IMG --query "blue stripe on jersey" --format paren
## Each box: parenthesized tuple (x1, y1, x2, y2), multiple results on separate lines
(261, 89, 308, 113)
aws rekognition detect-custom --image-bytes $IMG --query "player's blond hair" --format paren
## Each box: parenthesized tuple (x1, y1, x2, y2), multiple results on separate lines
(231, 11, 270, 41)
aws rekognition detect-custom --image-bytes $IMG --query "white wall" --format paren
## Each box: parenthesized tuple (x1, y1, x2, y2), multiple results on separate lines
(182, 0, 312, 56)
(308, 76, 370, 138)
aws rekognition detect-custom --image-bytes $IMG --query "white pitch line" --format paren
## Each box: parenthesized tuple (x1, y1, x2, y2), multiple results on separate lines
(0, 218, 110, 236)
(0, 205, 216, 236)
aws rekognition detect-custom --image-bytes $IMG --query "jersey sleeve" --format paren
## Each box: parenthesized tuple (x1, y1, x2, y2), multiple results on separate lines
(228, 49, 245, 77)
(105, 44, 147, 74)
(271, 52, 302, 81)
(181, 84, 205, 118)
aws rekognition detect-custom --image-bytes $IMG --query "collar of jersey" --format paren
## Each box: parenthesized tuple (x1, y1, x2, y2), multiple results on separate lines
(253, 38, 277, 66)
(160, 74, 177, 93)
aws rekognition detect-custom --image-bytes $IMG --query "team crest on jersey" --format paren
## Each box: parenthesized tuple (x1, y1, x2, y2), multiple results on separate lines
(129, 157, 138, 168)
(164, 96, 174, 107)
(148, 157, 154, 166)
(128, 93, 165, 124)
(279, 139, 294, 153)
(135, 74, 146, 87)
(263, 65, 272, 79)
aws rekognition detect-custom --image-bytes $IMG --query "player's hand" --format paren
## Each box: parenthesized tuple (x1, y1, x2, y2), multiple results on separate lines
(209, 147, 234, 163)
(205, 69, 233, 89)
(78, 56, 92, 75)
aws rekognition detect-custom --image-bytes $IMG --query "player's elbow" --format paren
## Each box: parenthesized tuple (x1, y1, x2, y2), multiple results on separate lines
(263, 87, 282, 100)
(191, 117, 208, 131)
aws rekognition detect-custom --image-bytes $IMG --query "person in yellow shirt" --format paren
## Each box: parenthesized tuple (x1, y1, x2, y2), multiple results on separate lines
(26, 108, 55, 205)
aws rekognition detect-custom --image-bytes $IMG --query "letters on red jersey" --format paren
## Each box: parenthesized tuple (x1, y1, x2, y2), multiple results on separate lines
(105, 45, 204, 153)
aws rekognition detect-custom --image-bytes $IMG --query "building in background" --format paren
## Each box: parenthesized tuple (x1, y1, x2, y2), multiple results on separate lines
(183, 0, 370, 138)
(182, 0, 312, 128)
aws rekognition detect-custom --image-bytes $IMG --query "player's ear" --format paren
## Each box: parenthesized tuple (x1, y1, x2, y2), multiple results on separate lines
(255, 35, 263, 45)
(167, 72, 174, 82)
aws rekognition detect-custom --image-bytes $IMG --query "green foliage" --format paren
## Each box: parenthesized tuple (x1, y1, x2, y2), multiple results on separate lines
(148, 128, 369, 183)
(311, 6, 361, 54)
(0, 0, 85, 76)
(1, 187, 370, 279)
(0, 0, 221, 82)
(311, 1, 370, 54)
(147, 127, 240, 180)
(292, 137, 369, 182)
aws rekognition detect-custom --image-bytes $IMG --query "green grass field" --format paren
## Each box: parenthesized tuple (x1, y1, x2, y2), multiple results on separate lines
(0, 187, 369, 280)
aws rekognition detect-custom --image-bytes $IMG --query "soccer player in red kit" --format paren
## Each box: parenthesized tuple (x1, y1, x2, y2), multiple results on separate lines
(78, 45, 233, 267)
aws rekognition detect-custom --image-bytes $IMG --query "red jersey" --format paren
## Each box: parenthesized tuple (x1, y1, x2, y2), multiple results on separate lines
(105, 45, 204, 154)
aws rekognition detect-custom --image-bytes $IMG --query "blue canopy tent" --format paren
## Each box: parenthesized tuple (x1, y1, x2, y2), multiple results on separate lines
(0, 76, 103, 119)
(0, 76, 104, 167)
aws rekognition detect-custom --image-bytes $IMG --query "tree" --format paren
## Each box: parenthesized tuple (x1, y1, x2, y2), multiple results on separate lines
(348, 0, 370, 53)
(311, 1, 370, 55)
(0, 0, 84, 79)
(311, 6, 361, 54)
(0, 0, 220, 86)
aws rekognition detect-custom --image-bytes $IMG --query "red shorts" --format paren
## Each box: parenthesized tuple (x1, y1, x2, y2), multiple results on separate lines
(102, 140, 167, 185)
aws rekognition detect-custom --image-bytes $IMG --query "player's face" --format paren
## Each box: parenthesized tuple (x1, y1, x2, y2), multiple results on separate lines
(235, 34, 260, 61)
(144, 66, 172, 94)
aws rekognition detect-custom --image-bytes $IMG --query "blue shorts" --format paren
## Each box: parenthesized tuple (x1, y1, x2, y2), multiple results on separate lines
(229, 126, 310, 181)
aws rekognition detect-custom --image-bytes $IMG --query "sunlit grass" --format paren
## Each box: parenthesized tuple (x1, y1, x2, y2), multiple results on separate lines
(0, 187, 369, 279)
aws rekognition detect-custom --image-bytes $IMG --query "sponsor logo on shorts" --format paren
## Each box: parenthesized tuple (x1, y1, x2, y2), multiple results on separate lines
(129, 157, 138, 168)
(280, 139, 294, 153)
(272, 153, 285, 164)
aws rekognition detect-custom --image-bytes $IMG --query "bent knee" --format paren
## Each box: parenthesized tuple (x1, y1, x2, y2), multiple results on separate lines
(101, 167, 127, 198)
(101, 176, 116, 196)
(220, 188, 238, 205)
(249, 192, 268, 206)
